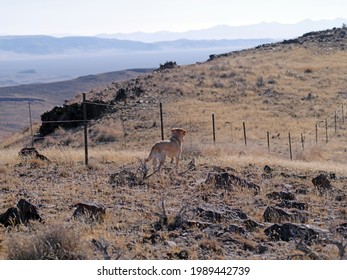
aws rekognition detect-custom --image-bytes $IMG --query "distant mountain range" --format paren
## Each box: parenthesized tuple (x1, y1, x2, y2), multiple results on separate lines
(1, 18, 345, 56)
(0, 36, 274, 56)
(97, 18, 347, 42)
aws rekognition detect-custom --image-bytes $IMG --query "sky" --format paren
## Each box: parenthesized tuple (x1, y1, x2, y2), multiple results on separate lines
(0, 0, 346, 36)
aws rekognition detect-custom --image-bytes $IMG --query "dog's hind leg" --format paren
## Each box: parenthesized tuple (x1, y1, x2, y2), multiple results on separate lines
(157, 155, 166, 171)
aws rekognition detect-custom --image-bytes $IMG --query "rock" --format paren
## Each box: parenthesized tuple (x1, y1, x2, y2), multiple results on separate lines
(266, 191, 296, 200)
(335, 223, 347, 238)
(0, 199, 42, 227)
(109, 170, 139, 188)
(73, 202, 106, 223)
(39, 101, 107, 136)
(276, 200, 308, 210)
(0, 207, 21, 227)
(206, 171, 260, 194)
(312, 174, 333, 195)
(157, 61, 177, 71)
(166, 241, 177, 248)
(264, 223, 324, 243)
(196, 205, 248, 223)
(18, 147, 39, 158)
(18, 147, 50, 162)
(243, 219, 262, 231)
(263, 206, 308, 223)
(262, 165, 273, 179)
(175, 250, 189, 260)
(225, 224, 246, 235)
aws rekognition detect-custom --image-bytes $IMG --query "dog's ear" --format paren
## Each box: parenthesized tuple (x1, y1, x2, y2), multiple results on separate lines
(181, 129, 187, 136)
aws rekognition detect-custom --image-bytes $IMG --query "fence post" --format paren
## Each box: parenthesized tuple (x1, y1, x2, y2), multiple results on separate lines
(342, 104, 345, 124)
(160, 102, 164, 140)
(28, 102, 34, 147)
(288, 133, 292, 160)
(315, 124, 318, 144)
(267, 131, 270, 153)
(335, 111, 337, 134)
(212, 113, 216, 144)
(301, 133, 304, 150)
(82, 93, 88, 166)
(325, 118, 328, 143)
(243, 122, 247, 146)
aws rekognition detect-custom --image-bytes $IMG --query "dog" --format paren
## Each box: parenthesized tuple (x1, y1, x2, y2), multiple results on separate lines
(145, 128, 187, 171)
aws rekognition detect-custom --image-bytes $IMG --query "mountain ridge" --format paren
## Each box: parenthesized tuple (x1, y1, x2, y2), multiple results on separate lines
(97, 18, 347, 42)
(0, 36, 273, 55)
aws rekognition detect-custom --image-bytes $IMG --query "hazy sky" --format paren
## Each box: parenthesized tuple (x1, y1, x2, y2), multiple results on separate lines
(1, 0, 346, 35)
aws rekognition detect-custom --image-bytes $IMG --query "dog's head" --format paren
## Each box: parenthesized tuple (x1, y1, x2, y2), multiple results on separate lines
(171, 128, 187, 141)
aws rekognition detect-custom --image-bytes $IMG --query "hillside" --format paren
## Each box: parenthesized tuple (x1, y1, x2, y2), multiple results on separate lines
(1, 27, 347, 260)
(25, 27, 347, 163)
(0, 68, 153, 140)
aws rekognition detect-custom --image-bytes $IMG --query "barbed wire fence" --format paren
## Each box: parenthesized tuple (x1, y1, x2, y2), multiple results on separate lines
(1, 93, 346, 165)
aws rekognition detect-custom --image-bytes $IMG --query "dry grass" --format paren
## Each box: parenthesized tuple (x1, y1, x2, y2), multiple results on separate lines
(1, 30, 347, 260)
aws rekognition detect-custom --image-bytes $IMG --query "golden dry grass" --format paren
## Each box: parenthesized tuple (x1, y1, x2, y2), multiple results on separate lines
(1, 29, 347, 260)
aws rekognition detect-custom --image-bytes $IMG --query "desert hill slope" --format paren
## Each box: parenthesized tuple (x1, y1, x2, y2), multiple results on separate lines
(26, 26, 347, 163)
(0, 68, 153, 140)
(1, 27, 347, 261)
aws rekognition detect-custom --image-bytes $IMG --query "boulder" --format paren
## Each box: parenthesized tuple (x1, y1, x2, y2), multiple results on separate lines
(196, 205, 248, 223)
(109, 170, 140, 188)
(73, 202, 106, 223)
(312, 174, 333, 195)
(0, 199, 42, 227)
(206, 171, 260, 194)
(276, 200, 308, 210)
(264, 223, 324, 243)
(18, 147, 50, 162)
(263, 206, 308, 223)
(39, 101, 107, 136)
(266, 191, 296, 201)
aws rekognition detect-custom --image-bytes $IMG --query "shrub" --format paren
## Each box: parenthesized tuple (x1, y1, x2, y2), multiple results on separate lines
(7, 225, 85, 260)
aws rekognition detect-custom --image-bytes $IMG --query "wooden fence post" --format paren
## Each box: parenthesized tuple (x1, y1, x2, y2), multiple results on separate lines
(301, 133, 304, 150)
(243, 122, 247, 146)
(342, 104, 345, 124)
(28, 102, 34, 147)
(315, 124, 318, 144)
(160, 102, 164, 140)
(267, 131, 270, 153)
(325, 118, 328, 143)
(288, 133, 292, 160)
(82, 93, 88, 166)
(212, 113, 216, 144)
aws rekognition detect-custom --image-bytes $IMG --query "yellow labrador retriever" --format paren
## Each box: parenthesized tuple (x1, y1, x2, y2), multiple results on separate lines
(145, 128, 186, 171)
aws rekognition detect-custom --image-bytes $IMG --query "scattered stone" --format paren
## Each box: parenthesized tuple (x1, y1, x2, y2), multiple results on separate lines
(0, 199, 42, 227)
(276, 200, 308, 210)
(143, 233, 163, 245)
(18, 147, 50, 162)
(225, 224, 246, 235)
(206, 171, 260, 194)
(109, 170, 140, 188)
(196, 205, 248, 223)
(157, 61, 177, 71)
(263, 206, 308, 223)
(262, 165, 273, 179)
(335, 223, 347, 238)
(175, 250, 189, 260)
(264, 223, 325, 243)
(244, 219, 262, 231)
(73, 202, 106, 223)
(266, 191, 296, 201)
(39, 101, 107, 136)
(264, 165, 273, 174)
(312, 174, 333, 195)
